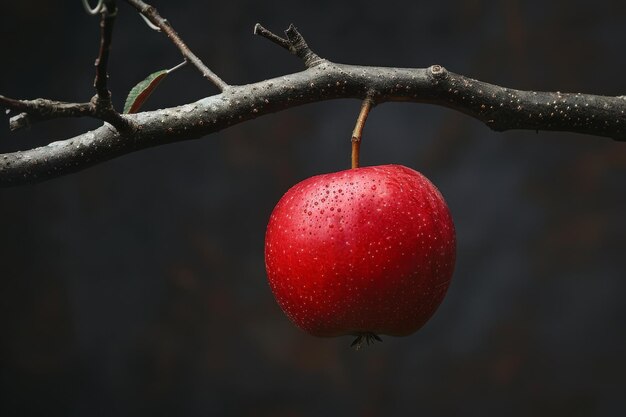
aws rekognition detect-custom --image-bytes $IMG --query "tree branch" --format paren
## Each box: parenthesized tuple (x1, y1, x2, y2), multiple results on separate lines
(124, 0, 228, 91)
(1, 24, 625, 187)
(93, 1, 116, 101)
(91, 0, 131, 131)
(0, 96, 94, 130)
(0, 1, 131, 133)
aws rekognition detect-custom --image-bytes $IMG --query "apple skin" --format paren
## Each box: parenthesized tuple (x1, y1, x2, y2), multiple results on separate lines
(264, 164, 456, 338)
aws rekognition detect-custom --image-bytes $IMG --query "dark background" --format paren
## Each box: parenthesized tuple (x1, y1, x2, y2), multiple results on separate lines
(1, 1, 625, 416)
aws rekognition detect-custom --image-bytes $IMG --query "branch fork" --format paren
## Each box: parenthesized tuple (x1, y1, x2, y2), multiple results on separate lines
(254, 24, 325, 68)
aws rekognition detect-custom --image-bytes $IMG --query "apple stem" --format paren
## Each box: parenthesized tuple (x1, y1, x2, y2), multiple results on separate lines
(351, 96, 375, 169)
(350, 332, 383, 350)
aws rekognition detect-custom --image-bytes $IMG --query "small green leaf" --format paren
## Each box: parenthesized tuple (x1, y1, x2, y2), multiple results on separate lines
(123, 69, 169, 114)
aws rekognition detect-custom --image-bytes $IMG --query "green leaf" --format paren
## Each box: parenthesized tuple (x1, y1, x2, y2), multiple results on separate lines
(123, 69, 169, 114)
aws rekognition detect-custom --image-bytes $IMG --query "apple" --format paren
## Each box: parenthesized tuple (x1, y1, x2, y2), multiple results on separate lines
(264, 164, 456, 345)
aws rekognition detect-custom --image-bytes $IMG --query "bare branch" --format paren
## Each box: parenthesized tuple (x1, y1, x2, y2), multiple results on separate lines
(254, 24, 291, 51)
(0, 96, 90, 116)
(123, 0, 229, 91)
(0, 93, 133, 133)
(0, 0, 136, 135)
(0, 96, 94, 130)
(0, 1, 130, 133)
(0, 92, 135, 133)
(1, 25, 625, 186)
(93, 1, 116, 101)
(90, 0, 132, 132)
(2, 60, 625, 186)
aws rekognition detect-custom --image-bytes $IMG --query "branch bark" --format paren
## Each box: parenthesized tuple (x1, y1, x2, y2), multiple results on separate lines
(1, 23, 625, 187)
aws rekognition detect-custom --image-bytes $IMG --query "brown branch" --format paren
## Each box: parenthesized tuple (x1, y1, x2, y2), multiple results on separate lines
(0, 94, 132, 132)
(93, 1, 116, 101)
(91, 0, 131, 132)
(1, 24, 625, 186)
(351, 96, 375, 169)
(0, 1, 131, 134)
(0, 96, 94, 130)
(253, 24, 291, 51)
(124, 0, 228, 91)
(0, 96, 92, 115)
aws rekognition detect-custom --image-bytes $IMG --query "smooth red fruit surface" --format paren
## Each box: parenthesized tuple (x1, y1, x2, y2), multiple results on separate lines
(265, 164, 456, 338)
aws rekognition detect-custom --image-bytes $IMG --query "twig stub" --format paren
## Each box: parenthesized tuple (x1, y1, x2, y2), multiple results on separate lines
(93, 5, 116, 102)
(284, 25, 323, 68)
(255, 23, 325, 68)
(254, 24, 291, 50)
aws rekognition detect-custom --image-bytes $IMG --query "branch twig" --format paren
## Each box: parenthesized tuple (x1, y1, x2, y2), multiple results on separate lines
(0, 96, 91, 116)
(93, 1, 116, 101)
(1, 24, 625, 186)
(253, 24, 291, 50)
(0, 96, 93, 131)
(91, 0, 131, 131)
(123, 0, 229, 91)
(0, 1, 131, 133)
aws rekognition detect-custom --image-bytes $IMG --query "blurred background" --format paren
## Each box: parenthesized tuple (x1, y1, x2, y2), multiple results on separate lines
(1, 1, 625, 416)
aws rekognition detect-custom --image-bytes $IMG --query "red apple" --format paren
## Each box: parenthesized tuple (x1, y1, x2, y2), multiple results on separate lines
(264, 164, 455, 344)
